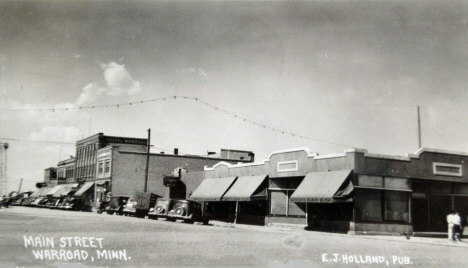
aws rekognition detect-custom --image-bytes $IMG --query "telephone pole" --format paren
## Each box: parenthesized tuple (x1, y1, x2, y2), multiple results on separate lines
(144, 129, 151, 192)
(417, 106, 422, 148)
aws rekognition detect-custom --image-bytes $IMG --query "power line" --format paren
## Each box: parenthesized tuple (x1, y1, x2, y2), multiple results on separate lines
(0, 138, 75, 145)
(0, 95, 354, 148)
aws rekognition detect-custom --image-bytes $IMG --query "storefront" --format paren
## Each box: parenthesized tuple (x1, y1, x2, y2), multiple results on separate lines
(188, 147, 468, 235)
(191, 175, 268, 225)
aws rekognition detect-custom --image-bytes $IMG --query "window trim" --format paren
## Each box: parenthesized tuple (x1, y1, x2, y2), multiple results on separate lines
(277, 160, 298, 173)
(433, 162, 463, 177)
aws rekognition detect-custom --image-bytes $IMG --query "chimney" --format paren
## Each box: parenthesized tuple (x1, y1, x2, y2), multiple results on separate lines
(174, 148, 179, 155)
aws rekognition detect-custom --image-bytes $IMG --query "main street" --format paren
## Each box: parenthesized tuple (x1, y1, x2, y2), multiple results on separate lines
(1, 207, 468, 268)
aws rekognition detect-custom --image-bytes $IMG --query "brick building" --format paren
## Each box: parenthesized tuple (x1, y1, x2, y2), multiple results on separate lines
(90, 146, 255, 203)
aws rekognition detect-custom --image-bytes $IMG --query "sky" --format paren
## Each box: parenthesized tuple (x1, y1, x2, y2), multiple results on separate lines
(1, 0, 467, 193)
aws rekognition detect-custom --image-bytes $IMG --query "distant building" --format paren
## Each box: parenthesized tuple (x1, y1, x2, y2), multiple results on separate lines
(73, 133, 147, 183)
(57, 156, 75, 183)
(43, 167, 57, 187)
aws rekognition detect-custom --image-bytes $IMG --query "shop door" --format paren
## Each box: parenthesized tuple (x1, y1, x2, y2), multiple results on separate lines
(412, 197, 429, 232)
(429, 195, 452, 232)
(454, 196, 468, 227)
(169, 181, 186, 199)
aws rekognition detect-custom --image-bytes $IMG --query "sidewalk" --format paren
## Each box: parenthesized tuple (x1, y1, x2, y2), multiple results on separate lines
(210, 220, 468, 248)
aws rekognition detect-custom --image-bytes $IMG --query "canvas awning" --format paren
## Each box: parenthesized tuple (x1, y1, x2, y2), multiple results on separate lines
(46, 185, 64, 196)
(30, 188, 47, 197)
(191, 177, 237, 201)
(39, 188, 51, 197)
(222, 175, 268, 201)
(74, 182, 95, 197)
(290, 170, 353, 203)
(53, 183, 79, 197)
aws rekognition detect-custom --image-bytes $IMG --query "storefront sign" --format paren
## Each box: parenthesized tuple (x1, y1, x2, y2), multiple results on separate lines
(291, 197, 334, 203)
(164, 176, 179, 187)
(103, 137, 147, 145)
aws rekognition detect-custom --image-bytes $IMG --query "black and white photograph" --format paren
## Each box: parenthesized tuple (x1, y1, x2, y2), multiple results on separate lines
(1, 0, 468, 267)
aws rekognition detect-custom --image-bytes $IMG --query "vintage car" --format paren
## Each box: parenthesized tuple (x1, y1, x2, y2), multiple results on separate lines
(30, 197, 46, 207)
(46, 197, 63, 209)
(24, 197, 38, 206)
(105, 196, 129, 215)
(168, 200, 209, 224)
(60, 198, 87, 211)
(148, 198, 176, 220)
(11, 197, 26, 206)
(122, 197, 137, 216)
(37, 197, 50, 208)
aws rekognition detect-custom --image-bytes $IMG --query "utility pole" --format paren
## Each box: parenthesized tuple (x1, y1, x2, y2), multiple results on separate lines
(417, 106, 422, 148)
(144, 128, 151, 192)
(18, 178, 23, 193)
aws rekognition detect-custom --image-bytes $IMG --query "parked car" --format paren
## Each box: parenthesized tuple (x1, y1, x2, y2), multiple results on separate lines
(122, 197, 137, 216)
(105, 196, 129, 215)
(24, 197, 38, 206)
(148, 198, 176, 220)
(61, 198, 86, 211)
(168, 200, 209, 224)
(30, 197, 46, 207)
(134, 191, 159, 218)
(37, 197, 50, 208)
(96, 200, 109, 214)
(46, 197, 63, 209)
(11, 197, 26, 206)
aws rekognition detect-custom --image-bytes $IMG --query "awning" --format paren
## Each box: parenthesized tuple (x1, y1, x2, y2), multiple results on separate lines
(191, 177, 237, 201)
(46, 185, 64, 196)
(290, 170, 353, 203)
(39, 188, 51, 197)
(53, 183, 79, 197)
(30, 188, 47, 197)
(222, 175, 268, 201)
(74, 182, 95, 197)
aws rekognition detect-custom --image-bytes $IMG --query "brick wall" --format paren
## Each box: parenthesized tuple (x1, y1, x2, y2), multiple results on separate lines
(110, 148, 244, 198)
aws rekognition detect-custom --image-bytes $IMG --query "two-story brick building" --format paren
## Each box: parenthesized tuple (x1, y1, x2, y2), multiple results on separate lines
(90, 146, 255, 203)
(187, 147, 468, 235)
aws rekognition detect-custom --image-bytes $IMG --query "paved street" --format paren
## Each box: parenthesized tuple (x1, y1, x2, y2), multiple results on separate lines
(1, 206, 468, 268)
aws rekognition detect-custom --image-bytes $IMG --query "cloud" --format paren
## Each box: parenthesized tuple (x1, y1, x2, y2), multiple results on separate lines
(101, 62, 142, 95)
(76, 62, 142, 105)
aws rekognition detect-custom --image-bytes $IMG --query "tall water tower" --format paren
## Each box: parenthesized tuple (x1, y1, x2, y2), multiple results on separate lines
(0, 142, 8, 196)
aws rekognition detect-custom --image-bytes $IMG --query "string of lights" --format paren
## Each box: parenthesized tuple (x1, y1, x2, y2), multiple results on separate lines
(1, 95, 353, 148)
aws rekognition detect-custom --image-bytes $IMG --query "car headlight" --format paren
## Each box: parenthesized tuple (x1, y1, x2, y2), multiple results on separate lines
(149, 208, 154, 212)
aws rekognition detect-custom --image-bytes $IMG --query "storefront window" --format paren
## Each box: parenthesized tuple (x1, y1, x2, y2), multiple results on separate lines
(270, 190, 287, 215)
(288, 192, 306, 216)
(384, 191, 409, 222)
(355, 189, 382, 221)
(355, 189, 409, 223)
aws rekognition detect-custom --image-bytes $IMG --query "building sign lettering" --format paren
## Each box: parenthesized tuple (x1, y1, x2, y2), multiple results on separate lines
(104, 137, 147, 145)
(164, 177, 179, 187)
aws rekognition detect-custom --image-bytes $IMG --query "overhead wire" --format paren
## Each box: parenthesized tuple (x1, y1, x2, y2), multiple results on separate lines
(1, 95, 355, 148)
